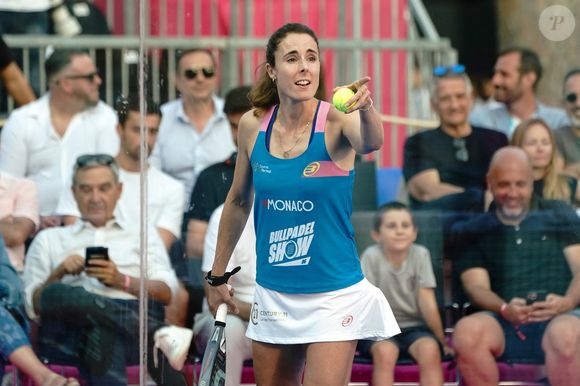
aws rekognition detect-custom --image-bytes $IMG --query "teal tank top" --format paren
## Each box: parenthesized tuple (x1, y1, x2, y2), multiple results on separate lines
(250, 100, 364, 293)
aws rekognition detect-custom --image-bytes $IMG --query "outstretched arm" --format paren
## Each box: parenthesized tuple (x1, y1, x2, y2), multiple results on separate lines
(333, 77, 384, 154)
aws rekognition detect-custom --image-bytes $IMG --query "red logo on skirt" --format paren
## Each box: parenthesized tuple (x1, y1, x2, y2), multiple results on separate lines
(342, 315, 353, 327)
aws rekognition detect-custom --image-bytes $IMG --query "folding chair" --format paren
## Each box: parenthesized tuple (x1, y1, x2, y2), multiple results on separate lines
(375, 167, 405, 207)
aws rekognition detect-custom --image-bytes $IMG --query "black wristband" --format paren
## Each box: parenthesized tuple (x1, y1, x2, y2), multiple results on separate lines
(205, 266, 241, 287)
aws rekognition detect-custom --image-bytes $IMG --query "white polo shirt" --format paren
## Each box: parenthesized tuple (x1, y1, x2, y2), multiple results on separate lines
(56, 166, 185, 238)
(150, 95, 236, 206)
(22, 218, 178, 320)
(0, 94, 119, 215)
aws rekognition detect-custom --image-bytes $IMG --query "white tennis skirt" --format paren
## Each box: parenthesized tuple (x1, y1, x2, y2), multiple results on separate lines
(246, 278, 400, 344)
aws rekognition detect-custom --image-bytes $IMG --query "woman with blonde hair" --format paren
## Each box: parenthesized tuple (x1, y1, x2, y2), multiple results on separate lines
(510, 118, 579, 205)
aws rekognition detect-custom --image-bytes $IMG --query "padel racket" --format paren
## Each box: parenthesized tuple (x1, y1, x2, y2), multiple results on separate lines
(197, 303, 228, 386)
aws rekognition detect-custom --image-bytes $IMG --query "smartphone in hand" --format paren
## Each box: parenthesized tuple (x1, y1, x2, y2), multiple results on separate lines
(85, 246, 109, 266)
(526, 290, 547, 305)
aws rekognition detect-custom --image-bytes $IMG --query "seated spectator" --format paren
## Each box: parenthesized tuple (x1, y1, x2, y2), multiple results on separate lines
(470, 47, 569, 138)
(0, 235, 79, 386)
(194, 203, 255, 386)
(0, 171, 39, 272)
(0, 35, 36, 106)
(511, 118, 579, 206)
(555, 68, 580, 179)
(22, 154, 192, 385)
(357, 202, 452, 386)
(0, 48, 118, 229)
(185, 85, 252, 258)
(403, 64, 508, 212)
(453, 147, 580, 386)
(56, 95, 184, 250)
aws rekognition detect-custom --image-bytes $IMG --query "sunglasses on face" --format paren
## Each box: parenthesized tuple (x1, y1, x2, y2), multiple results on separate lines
(64, 71, 100, 82)
(183, 67, 216, 80)
(565, 92, 580, 103)
(453, 138, 469, 162)
(433, 64, 466, 77)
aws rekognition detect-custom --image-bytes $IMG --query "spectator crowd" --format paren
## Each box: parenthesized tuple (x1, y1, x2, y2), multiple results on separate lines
(0, 23, 579, 386)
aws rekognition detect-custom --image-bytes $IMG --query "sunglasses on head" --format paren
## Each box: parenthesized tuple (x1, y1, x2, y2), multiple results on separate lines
(75, 154, 115, 168)
(183, 67, 216, 80)
(64, 71, 100, 82)
(433, 64, 466, 77)
(565, 92, 580, 103)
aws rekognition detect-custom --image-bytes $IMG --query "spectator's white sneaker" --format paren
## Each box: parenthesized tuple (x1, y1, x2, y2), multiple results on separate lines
(153, 326, 193, 371)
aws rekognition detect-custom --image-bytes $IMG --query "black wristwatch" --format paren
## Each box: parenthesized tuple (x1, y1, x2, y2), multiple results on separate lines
(205, 266, 241, 286)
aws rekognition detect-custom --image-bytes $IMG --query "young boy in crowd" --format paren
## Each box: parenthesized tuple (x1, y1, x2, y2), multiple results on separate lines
(358, 201, 453, 385)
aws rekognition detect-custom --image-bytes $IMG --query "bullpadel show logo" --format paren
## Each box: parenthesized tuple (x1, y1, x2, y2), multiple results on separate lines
(268, 221, 315, 266)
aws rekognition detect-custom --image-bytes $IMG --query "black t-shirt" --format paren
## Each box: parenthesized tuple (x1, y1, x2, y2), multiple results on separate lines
(533, 177, 578, 205)
(455, 197, 580, 301)
(0, 36, 13, 70)
(184, 152, 237, 223)
(403, 126, 508, 190)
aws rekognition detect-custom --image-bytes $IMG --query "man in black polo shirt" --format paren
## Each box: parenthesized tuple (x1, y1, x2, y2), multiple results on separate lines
(403, 65, 508, 212)
(453, 147, 580, 386)
(184, 85, 252, 258)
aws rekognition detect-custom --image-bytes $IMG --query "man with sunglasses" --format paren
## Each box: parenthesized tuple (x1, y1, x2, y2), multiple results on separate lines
(554, 69, 580, 179)
(470, 47, 569, 138)
(403, 64, 507, 213)
(22, 154, 193, 385)
(150, 49, 236, 211)
(0, 48, 118, 230)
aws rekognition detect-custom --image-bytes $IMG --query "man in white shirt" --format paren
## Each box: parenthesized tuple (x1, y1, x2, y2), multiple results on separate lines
(22, 154, 192, 385)
(470, 47, 569, 138)
(56, 95, 184, 250)
(150, 49, 236, 207)
(0, 48, 119, 229)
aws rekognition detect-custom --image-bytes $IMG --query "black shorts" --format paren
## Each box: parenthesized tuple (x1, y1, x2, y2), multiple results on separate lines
(357, 325, 441, 361)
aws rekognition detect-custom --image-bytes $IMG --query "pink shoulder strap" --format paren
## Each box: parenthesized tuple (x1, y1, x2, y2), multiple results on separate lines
(259, 106, 276, 132)
(314, 101, 330, 133)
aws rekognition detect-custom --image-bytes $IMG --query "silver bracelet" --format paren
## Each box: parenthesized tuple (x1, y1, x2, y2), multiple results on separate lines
(360, 98, 374, 112)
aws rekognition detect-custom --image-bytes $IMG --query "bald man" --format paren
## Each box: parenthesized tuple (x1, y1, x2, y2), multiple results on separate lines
(452, 147, 580, 386)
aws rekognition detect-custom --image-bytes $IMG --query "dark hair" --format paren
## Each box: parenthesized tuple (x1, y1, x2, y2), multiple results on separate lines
(498, 47, 542, 90)
(249, 23, 320, 117)
(563, 68, 580, 94)
(116, 95, 161, 125)
(373, 201, 414, 232)
(45, 48, 90, 83)
(223, 85, 253, 115)
(176, 48, 216, 72)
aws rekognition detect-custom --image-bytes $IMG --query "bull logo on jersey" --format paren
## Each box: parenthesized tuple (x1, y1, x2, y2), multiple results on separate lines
(268, 221, 315, 266)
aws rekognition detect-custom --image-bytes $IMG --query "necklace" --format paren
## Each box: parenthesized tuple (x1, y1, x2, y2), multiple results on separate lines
(277, 120, 310, 158)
